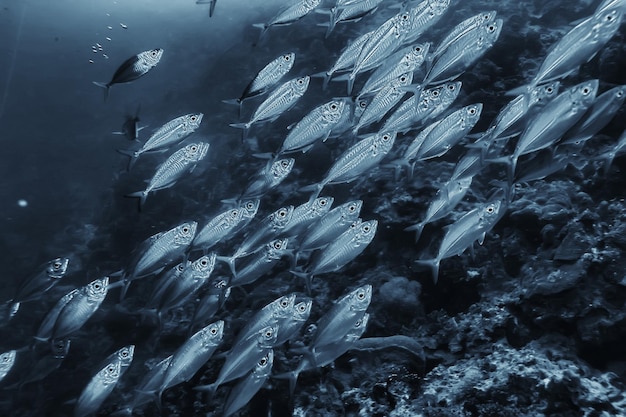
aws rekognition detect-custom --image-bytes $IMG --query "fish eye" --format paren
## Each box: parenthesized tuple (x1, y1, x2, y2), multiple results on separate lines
(448, 84, 456, 90)
(469, 108, 476, 115)
(280, 299, 289, 307)
(281, 160, 290, 167)
(231, 209, 239, 218)
(177, 264, 185, 272)
(400, 76, 407, 82)
(357, 290, 365, 299)
(121, 351, 128, 358)
(401, 13, 409, 20)
(191, 145, 198, 151)
(279, 210, 287, 217)
(151, 51, 157, 56)
(546, 87, 553, 93)
(108, 365, 115, 373)
(382, 134, 390, 141)
(363, 225, 371, 232)
(210, 327, 217, 335)
(284, 55, 291, 60)
(432, 90, 440, 97)
(265, 329, 273, 338)
(349, 204, 356, 212)
(320, 198, 327, 205)
(617, 91, 624, 98)
(582, 87, 590, 94)
(606, 14, 614, 21)
(246, 201, 254, 209)
(53, 261, 62, 269)
(273, 241, 282, 249)
(298, 304, 306, 312)
(190, 115, 197, 121)
(201, 259, 208, 266)
(330, 103, 337, 110)
(483, 14, 490, 20)
(486, 206, 494, 213)
(93, 283, 101, 290)
(415, 46, 421, 52)
(259, 357, 268, 366)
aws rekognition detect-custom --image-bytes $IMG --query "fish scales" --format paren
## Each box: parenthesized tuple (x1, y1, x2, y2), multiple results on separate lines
(241, 53, 295, 102)
(280, 100, 346, 153)
(221, 350, 273, 417)
(355, 73, 413, 132)
(300, 200, 363, 251)
(432, 11, 497, 58)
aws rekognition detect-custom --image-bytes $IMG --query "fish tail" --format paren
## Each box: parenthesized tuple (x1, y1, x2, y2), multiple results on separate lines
(272, 370, 301, 396)
(290, 270, 313, 294)
(216, 255, 237, 277)
(209, 0, 216, 17)
(415, 258, 440, 284)
(347, 73, 356, 96)
(252, 23, 269, 45)
(116, 148, 139, 171)
(92, 81, 111, 101)
(602, 152, 616, 176)
(125, 190, 148, 211)
(325, 8, 339, 38)
(404, 222, 425, 243)
(193, 382, 218, 398)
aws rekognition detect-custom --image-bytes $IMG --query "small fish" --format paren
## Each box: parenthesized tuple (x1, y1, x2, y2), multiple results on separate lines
(314, 30, 373, 90)
(193, 205, 250, 253)
(126, 142, 209, 209)
(158, 321, 224, 396)
(281, 196, 334, 238)
(230, 77, 310, 138)
(293, 220, 377, 292)
(221, 350, 274, 417)
(16, 339, 71, 389)
(189, 277, 230, 334)
(403, 0, 451, 44)
(231, 294, 297, 348)
(253, 0, 321, 41)
(112, 104, 144, 141)
(50, 276, 109, 340)
(35, 289, 80, 341)
(223, 53, 295, 116)
(230, 199, 262, 236)
(118, 113, 203, 170)
(74, 345, 135, 417)
(323, 0, 383, 38)
(299, 200, 363, 251)
(431, 10, 497, 59)
(306, 131, 396, 201)
(0, 350, 17, 383)
(8, 257, 70, 319)
(405, 177, 473, 242)
(195, 325, 278, 396)
(274, 299, 313, 346)
(599, 128, 626, 174)
(278, 99, 347, 154)
(241, 158, 295, 200)
(416, 197, 503, 283)
(93, 48, 163, 100)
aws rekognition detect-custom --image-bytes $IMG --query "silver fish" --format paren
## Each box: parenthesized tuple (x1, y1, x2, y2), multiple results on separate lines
(309, 131, 396, 200)
(221, 350, 274, 417)
(9, 257, 70, 319)
(416, 103, 483, 160)
(403, 0, 451, 44)
(193, 207, 245, 253)
(126, 142, 209, 209)
(561, 84, 626, 146)
(254, 0, 321, 40)
(145, 261, 189, 312)
(431, 10, 497, 59)
(189, 277, 230, 334)
(230, 199, 262, 236)
(274, 299, 313, 346)
(280, 313, 368, 395)
(241, 158, 295, 199)
(358, 42, 429, 98)
(97, 345, 135, 377)
(318, 30, 373, 89)
(405, 177, 473, 242)
(225, 52, 295, 109)
(517, 7, 622, 92)
(423, 19, 503, 86)
(0, 350, 16, 382)
(296, 220, 377, 292)
(74, 345, 134, 417)
(118, 113, 203, 170)
(281, 196, 334, 237)
(299, 200, 363, 251)
(279, 99, 347, 154)
(35, 288, 80, 341)
(391, 119, 439, 179)
(600, 128, 626, 174)
(354, 72, 413, 133)
(230, 238, 290, 287)
(93, 48, 163, 100)
(230, 76, 310, 134)
(348, 11, 414, 93)
(17, 339, 71, 389)
(51, 276, 109, 340)
(113, 355, 173, 415)
(417, 197, 503, 283)
(159, 321, 224, 394)
(312, 285, 371, 351)
(324, 0, 383, 38)
(231, 294, 297, 348)
(119, 221, 197, 297)
(506, 79, 598, 179)
(195, 325, 278, 396)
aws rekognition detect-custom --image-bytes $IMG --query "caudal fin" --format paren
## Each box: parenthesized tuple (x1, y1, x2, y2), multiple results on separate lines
(93, 81, 111, 102)
(116, 148, 140, 171)
(404, 222, 425, 243)
(415, 258, 440, 284)
(125, 190, 149, 211)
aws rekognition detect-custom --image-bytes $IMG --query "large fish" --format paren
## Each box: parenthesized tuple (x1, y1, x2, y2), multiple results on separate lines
(223, 52, 295, 116)
(254, 0, 321, 40)
(93, 48, 163, 100)
(509, 7, 622, 94)
(431, 11, 497, 59)
(126, 142, 209, 209)
(8, 257, 70, 319)
(118, 113, 203, 170)
(221, 350, 274, 417)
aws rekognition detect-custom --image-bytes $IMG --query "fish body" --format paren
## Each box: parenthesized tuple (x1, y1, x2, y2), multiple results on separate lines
(275, 299, 313, 345)
(189, 277, 230, 333)
(230, 238, 289, 287)
(9, 257, 69, 318)
(16, 339, 71, 388)
(423, 19, 502, 86)
(193, 207, 245, 252)
(51, 277, 109, 340)
(299, 200, 363, 251)
(127, 142, 209, 208)
(405, 176, 473, 241)
(255, 0, 321, 39)
(279, 99, 347, 154)
(354, 72, 413, 133)
(416, 103, 483, 160)
(222, 350, 274, 417)
(231, 294, 297, 348)
(281, 196, 334, 237)
(242, 158, 295, 199)
(116, 355, 173, 415)
(0, 350, 17, 382)
(35, 289, 80, 341)
(321, 31, 373, 89)
(93, 48, 163, 99)
(325, 0, 383, 37)
(160, 321, 224, 392)
(119, 113, 203, 170)
(231, 77, 310, 133)
(403, 0, 451, 44)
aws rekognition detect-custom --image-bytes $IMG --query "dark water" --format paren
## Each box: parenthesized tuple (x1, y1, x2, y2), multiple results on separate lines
(1, 0, 626, 416)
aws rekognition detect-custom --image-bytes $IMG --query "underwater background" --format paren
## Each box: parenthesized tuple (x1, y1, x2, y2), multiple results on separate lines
(1, 0, 626, 415)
